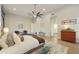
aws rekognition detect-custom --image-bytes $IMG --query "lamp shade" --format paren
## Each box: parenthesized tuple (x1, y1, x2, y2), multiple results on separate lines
(4, 27, 9, 33)
(63, 24, 70, 29)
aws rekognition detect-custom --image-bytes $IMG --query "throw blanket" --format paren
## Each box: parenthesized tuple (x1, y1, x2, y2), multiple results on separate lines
(6, 33, 15, 47)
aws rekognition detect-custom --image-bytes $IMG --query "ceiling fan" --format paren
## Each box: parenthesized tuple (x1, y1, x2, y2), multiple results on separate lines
(32, 4, 43, 19)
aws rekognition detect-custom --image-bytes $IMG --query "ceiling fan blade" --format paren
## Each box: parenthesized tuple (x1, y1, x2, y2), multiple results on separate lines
(37, 12, 40, 15)
(32, 11, 34, 14)
(40, 14, 43, 15)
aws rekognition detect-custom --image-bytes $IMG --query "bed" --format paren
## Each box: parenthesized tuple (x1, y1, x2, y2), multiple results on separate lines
(0, 33, 68, 54)
(0, 33, 45, 54)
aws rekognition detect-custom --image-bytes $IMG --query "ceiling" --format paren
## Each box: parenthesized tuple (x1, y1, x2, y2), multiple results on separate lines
(3, 4, 68, 18)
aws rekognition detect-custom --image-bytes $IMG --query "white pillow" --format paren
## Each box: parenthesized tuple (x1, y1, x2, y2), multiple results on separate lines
(0, 39, 8, 49)
(13, 33, 21, 44)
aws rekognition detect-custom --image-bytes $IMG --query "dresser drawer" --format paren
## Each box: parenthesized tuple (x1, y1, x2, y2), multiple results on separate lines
(61, 31, 76, 43)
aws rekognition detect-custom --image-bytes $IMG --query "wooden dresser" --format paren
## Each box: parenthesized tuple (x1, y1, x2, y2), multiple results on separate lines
(61, 30, 76, 43)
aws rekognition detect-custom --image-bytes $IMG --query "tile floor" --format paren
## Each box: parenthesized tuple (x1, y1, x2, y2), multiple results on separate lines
(39, 36, 79, 54)
(58, 40, 79, 54)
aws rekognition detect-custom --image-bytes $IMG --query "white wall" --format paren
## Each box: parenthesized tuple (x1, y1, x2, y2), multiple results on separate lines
(5, 13, 53, 36)
(5, 13, 33, 33)
(55, 5, 79, 43)
(31, 14, 52, 36)
(40, 14, 51, 36)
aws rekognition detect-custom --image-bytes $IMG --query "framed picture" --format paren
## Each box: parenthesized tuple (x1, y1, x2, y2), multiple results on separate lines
(61, 19, 77, 24)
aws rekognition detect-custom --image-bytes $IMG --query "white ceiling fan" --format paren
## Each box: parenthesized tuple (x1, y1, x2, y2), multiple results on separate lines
(32, 4, 43, 19)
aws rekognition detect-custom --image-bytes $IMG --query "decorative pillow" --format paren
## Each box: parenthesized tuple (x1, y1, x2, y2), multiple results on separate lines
(6, 33, 15, 47)
(1, 33, 15, 47)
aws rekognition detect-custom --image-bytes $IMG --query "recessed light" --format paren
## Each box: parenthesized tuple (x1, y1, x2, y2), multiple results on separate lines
(42, 8, 46, 11)
(13, 8, 16, 11)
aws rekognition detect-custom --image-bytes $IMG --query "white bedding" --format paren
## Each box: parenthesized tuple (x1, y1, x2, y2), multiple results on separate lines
(0, 35, 39, 54)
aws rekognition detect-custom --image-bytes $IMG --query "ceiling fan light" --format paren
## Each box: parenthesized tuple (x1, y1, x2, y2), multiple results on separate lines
(43, 8, 46, 11)
(33, 15, 36, 18)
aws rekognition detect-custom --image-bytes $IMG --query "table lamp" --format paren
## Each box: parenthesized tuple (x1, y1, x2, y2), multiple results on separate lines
(4, 27, 9, 33)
